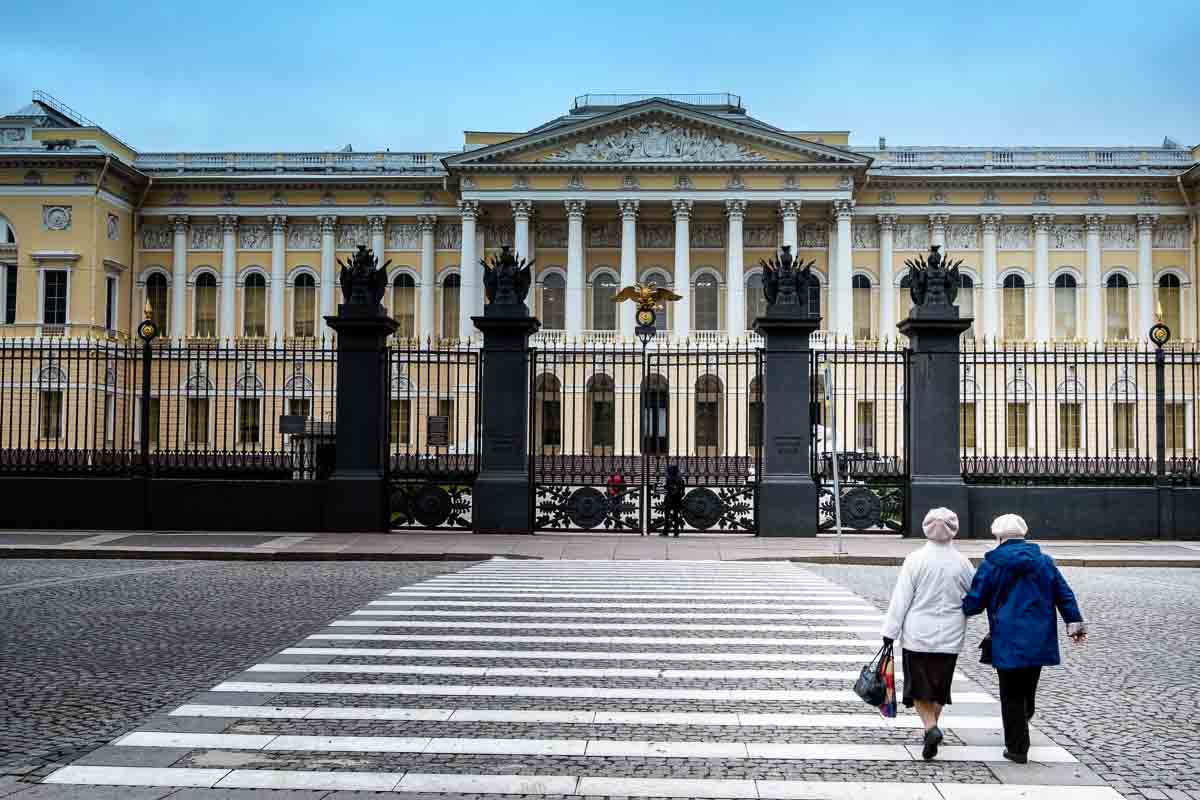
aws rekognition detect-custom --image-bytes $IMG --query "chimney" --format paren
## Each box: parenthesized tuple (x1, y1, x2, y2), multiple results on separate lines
(879, 136, 887, 151)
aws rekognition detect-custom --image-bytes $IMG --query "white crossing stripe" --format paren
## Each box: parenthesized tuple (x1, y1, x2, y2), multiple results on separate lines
(389, 590, 860, 598)
(370, 600, 874, 610)
(347, 609, 883, 620)
(212, 681, 998, 703)
(305, 633, 881, 646)
(283, 647, 901, 662)
(328, 620, 881, 631)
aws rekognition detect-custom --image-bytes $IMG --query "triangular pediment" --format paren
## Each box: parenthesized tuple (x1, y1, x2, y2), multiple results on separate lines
(444, 99, 870, 170)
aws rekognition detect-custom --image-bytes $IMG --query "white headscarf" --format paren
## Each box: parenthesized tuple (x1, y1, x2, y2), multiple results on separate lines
(991, 513, 1028, 541)
(922, 507, 959, 543)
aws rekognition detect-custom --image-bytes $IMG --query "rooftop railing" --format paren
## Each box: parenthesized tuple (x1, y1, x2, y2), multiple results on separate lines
(572, 93, 743, 110)
(856, 146, 1195, 169)
(134, 151, 454, 174)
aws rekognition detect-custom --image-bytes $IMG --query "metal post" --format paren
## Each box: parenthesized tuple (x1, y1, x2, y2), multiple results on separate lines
(139, 336, 152, 471)
(1155, 346, 1166, 480)
(824, 365, 844, 555)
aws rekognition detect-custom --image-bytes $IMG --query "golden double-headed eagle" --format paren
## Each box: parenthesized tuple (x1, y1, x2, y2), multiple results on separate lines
(612, 282, 682, 311)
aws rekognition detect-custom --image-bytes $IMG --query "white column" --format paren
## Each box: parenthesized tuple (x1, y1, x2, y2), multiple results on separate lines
(826, 218, 837, 331)
(725, 199, 746, 336)
(457, 200, 479, 339)
(418, 215, 436, 341)
(672, 199, 692, 338)
(268, 215, 287, 340)
(475, 226, 486, 317)
(565, 200, 587, 336)
(878, 214, 897, 334)
(218, 215, 237, 339)
(1137, 214, 1157, 332)
(1032, 213, 1053, 341)
(318, 215, 337, 339)
(169, 215, 188, 339)
(929, 214, 948, 250)
(981, 214, 1002, 341)
(834, 200, 854, 339)
(618, 199, 639, 338)
(1084, 214, 1104, 342)
(779, 200, 800, 250)
(369, 215, 386, 264)
(511, 200, 532, 259)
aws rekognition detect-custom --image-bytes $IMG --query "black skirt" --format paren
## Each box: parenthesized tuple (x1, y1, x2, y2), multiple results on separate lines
(901, 649, 958, 707)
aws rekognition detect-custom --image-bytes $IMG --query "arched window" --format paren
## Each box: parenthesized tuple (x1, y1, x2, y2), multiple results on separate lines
(534, 374, 561, 453)
(898, 273, 912, 322)
(642, 374, 669, 454)
(644, 271, 670, 331)
(195, 273, 217, 337)
(392, 273, 415, 338)
(586, 374, 615, 453)
(851, 274, 872, 340)
(1105, 273, 1130, 340)
(694, 274, 719, 331)
(591, 273, 617, 331)
(1159, 274, 1182, 336)
(748, 376, 763, 452)
(541, 273, 565, 330)
(1, 215, 14, 243)
(1002, 274, 1026, 341)
(243, 273, 267, 337)
(1053, 274, 1078, 340)
(146, 272, 169, 332)
(745, 273, 766, 330)
(695, 375, 723, 455)
(959, 274, 975, 339)
(293, 273, 316, 338)
(441, 274, 460, 338)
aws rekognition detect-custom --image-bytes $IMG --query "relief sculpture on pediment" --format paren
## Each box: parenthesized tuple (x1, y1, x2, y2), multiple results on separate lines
(544, 121, 770, 163)
(893, 223, 928, 251)
(287, 224, 321, 250)
(638, 224, 674, 248)
(998, 223, 1031, 250)
(1050, 224, 1084, 250)
(744, 224, 777, 248)
(1102, 223, 1137, 250)
(796, 223, 828, 249)
(387, 224, 421, 250)
(947, 223, 979, 250)
(852, 223, 879, 249)
(1153, 224, 1187, 249)
(588, 222, 620, 248)
(690, 223, 725, 248)
(436, 223, 462, 250)
(140, 225, 173, 250)
(336, 224, 369, 249)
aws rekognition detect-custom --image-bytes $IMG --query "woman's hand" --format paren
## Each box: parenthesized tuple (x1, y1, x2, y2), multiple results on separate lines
(1067, 622, 1087, 643)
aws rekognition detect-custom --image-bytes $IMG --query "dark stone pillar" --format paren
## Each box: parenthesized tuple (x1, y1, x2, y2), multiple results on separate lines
(324, 304, 398, 532)
(898, 314, 972, 538)
(753, 315, 822, 536)
(472, 302, 540, 534)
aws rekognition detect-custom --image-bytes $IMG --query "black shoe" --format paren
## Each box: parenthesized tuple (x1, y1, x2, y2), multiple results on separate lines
(1003, 750, 1028, 764)
(921, 726, 943, 760)
(659, 532, 669, 537)
(673, 533, 680, 537)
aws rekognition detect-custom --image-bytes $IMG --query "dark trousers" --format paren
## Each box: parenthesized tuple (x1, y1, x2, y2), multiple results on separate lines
(663, 505, 683, 536)
(996, 667, 1042, 755)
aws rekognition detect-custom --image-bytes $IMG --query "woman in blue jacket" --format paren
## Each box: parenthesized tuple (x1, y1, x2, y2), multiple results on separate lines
(962, 513, 1087, 764)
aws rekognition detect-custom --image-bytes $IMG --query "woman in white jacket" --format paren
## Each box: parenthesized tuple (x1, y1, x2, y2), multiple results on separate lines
(881, 507, 975, 760)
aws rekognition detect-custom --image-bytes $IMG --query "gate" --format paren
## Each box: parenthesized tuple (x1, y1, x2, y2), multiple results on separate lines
(385, 344, 480, 529)
(811, 345, 909, 533)
(529, 342, 760, 534)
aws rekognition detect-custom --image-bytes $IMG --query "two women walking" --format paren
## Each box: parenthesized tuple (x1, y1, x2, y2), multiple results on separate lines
(881, 508, 1086, 763)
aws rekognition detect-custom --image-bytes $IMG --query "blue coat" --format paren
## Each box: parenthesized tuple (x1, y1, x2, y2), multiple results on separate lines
(962, 540, 1083, 670)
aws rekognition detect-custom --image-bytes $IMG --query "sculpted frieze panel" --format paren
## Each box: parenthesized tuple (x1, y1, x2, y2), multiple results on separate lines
(140, 225, 172, 250)
(690, 223, 725, 248)
(336, 224, 369, 249)
(436, 223, 462, 250)
(536, 223, 566, 249)
(485, 223, 514, 248)
(588, 221, 620, 248)
(1153, 224, 1188, 249)
(797, 223, 828, 249)
(387, 223, 421, 250)
(998, 223, 1031, 250)
(1103, 223, 1137, 250)
(1050, 224, 1085, 250)
(190, 225, 220, 250)
(744, 224, 777, 248)
(947, 223, 979, 250)
(543, 121, 770, 163)
(239, 223, 271, 250)
(893, 223, 928, 251)
(638, 224, 674, 249)
(287, 224, 321, 250)
(851, 223, 879, 249)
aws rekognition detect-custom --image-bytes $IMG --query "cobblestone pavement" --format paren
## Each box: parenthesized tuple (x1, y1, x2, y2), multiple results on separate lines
(14, 559, 1125, 799)
(0, 559, 462, 783)
(808, 564, 1200, 800)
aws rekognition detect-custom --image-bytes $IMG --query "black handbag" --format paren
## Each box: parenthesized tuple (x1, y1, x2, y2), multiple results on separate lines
(853, 642, 891, 706)
(979, 634, 993, 665)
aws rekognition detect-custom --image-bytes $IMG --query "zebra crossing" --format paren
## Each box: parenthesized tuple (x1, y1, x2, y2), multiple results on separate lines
(44, 559, 1119, 798)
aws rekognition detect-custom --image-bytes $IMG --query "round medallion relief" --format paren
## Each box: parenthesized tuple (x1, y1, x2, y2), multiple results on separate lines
(563, 487, 609, 530)
(681, 487, 725, 531)
(841, 486, 883, 530)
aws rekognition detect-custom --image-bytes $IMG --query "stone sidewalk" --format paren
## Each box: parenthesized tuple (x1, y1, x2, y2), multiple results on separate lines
(2, 530, 1200, 566)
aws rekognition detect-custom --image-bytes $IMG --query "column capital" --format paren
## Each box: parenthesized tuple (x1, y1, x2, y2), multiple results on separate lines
(168, 215, 189, 232)
(876, 213, 897, 231)
(778, 199, 801, 219)
(928, 213, 950, 232)
(367, 215, 387, 234)
(417, 214, 437, 233)
(672, 199, 693, 220)
(1032, 213, 1055, 232)
(1084, 213, 1106, 232)
(618, 199, 640, 219)
(1137, 213, 1159, 232)
(833, 199, 854, 219)
(510, 199, 533, 219)
(980, 214, 1003, 232)
(318, 215, 338, 234)
(725, 199, 747, 218)
(267, 214, 288, 233)
(218, 215, 238, 233)
(458, 199, 480, 220)
(565, 199, 587, 218)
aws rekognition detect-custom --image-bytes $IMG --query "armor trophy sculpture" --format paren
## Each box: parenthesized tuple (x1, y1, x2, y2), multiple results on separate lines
(613, 281, 682, 346)
(480, 245, 533, 316)
(337, 245, 390, 316)
(760, 245, 820, 318)
(902, 245, 964, 320)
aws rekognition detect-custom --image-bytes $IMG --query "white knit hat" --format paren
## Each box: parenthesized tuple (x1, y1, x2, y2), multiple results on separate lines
(991, 513, 1029, 540)
(922, 507, 959, 542)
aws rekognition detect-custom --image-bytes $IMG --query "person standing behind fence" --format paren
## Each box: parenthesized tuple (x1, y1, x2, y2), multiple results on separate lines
(880, 507, 975, 760)
(962, 513, 1086, 765)
(660, 464, 685, 537)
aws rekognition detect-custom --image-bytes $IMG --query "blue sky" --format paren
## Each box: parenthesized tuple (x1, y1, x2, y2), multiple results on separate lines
(3, 0, 1197, 152)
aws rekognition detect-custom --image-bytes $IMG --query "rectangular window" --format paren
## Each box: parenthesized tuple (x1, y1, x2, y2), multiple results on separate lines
(749, 398, 763, 448)
(855, 401, 875, 450)
(103, 393, 116, 445)
(542, 399, 561, 448)
(4, 265, 18, 324)
(1113, 403, 1135, 450)
(438, 399, 455, 439)
(187, 398, 210, 445)
(1006, 402, 1027, 449)
(287, 398, 311, 419)
(852, 288, 872, 340)
(1165, 403, 1186, 451)
(146, 398, 160, 448)
(960, 403, 976, 449)
(237, 398, 261, 444)
(105, 276, 117, 332)
(695, 400, 719, 448)
(389, 399, 411, 445)
(43, 270, 68, 325)
(39, 390, 63, 439)
(1058, 402, 1082, 449)
(1003, 289, 1025, 341)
